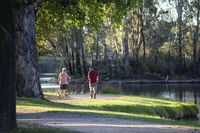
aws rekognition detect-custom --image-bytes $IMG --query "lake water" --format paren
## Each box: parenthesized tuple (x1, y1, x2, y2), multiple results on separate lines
(40, 73, 200, 119)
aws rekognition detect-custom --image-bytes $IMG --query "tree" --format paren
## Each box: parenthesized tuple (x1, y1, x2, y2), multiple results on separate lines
(36, 0, 139, 78)
(123, 14, 130, 77)
(0, 0, 17, 132)
(192, 0, 200, 74)
(15, 1, 44, 99)
(176, 0, 184, 74)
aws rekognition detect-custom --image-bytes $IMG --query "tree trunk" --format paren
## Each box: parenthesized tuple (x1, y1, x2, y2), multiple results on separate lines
(113, 29, 121, 55)
(66, 38, 73, 74)
(139, 6, 146, 61)
(0, 0, 17, 132)
(57, 37, 69, 72)
(71, 49, 75, 75)
(75, 28, 86, 76)
(75, 52, 82, 76)
(123, 15, 129, 77)
(193, 0, 200, 75)
(177, 0, 184, 74)
(15, 3, 43, 99)
(95, 32, 100, 62)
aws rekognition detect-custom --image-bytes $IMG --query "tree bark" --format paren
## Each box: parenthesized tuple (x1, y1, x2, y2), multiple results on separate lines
(14, 2, 43, 99)
(79, 29, 87, 77)
(193, 0, 200, 75)
(0, 0, 17, 132)
(123, 15, 129, 77)
(95, 32, 100, 62)
(177, 0, 184, 74)
(139, 6, 146, 61)
(75, 28, 85, 76)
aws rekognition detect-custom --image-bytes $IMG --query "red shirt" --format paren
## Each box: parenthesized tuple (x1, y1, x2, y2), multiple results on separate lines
(88, 70, 98, 83)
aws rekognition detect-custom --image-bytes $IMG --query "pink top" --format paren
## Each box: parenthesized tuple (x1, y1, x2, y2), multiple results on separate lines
(58, 72, 70, 85)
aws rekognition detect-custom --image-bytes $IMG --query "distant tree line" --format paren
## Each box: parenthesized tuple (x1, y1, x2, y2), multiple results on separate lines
(37, 0, 200, 80)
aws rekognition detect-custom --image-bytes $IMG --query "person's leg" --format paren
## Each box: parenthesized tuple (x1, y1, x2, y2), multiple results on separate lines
(59, 85, 63, 98)
(62, 85, 68, 97)
(64, 89, 67, 97)
(58, 89, 61, 98)
(89, 83, 94, 99)
(93, 83, 97, 99)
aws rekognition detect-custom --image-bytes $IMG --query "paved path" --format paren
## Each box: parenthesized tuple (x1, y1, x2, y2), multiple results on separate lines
(17, 94, 200, 133)
(17, 111, 199, 133)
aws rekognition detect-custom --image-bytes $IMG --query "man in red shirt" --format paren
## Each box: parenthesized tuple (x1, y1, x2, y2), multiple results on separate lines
(88, 67, 99, 99)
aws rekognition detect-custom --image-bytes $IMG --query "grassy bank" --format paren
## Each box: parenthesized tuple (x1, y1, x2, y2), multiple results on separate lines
(16, 93, 200, 128)
(13, 126, 80, 133)
(13, 122, 80, 133)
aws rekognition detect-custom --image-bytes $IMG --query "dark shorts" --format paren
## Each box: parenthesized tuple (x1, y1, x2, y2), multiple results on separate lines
(60, 84, 68, 90)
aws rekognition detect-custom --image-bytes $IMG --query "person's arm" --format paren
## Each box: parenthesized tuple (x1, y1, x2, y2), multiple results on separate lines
(58, 74, 61, 84)
(88, 71, 90, 81)
(67, 74, 71, 82)
(96, 72, 99, 82)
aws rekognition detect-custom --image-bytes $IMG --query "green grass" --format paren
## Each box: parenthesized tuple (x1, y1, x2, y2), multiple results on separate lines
(16, 93, 200, 128)
(12, 122, 80, 133)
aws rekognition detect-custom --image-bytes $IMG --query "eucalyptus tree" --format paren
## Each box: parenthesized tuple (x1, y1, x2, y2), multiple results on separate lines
(175, 0, 185, 74)
(0, 0, 17, 132)
(36, 0, 140, 77)
(191, 0, 200, 74)
(15, 1, 43, 99)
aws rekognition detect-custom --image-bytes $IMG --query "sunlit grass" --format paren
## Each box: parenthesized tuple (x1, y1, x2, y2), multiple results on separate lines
(16, 93, 200, 128)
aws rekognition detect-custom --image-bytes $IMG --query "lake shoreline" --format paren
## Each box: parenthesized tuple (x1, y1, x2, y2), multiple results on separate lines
(69, 79, 200, 84)
(103, 79, 200, 84)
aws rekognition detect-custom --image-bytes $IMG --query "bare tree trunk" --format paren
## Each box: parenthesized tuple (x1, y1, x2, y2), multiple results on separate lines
(66, 40, 73, 74)
(57, 37, 69, 70)
(72, 28, 83, 76)
(139, 6, 146, 61)
(0, 0, 17, 132)
(177, 0, 184, 74)
(95, 32, 100, 62)
(132, 8, 142, 65)
(75, 52, 82, 76)
(15, 2, 43, 99)
(193, 0, 200, 75)
(71, 29, 76, 75)
(123, 15, 129, 77)
(76, 29, 87, 77)
(113, 29, 121, 54)
(71, 49, 75, 75)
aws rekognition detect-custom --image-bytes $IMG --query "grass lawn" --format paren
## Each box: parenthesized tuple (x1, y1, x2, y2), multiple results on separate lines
(12, 121, 81, 133)
(16, 92, 200, 130)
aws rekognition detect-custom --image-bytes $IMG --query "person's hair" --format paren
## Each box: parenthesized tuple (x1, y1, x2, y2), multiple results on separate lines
(62, 67, 66, 72)
(89, 66, 94, 70)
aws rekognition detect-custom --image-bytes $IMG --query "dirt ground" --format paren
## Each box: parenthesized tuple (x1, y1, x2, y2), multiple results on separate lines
(17, 94, 200, 133)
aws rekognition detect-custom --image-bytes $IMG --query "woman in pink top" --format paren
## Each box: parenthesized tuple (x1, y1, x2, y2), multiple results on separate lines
(58, 68, 71, 98)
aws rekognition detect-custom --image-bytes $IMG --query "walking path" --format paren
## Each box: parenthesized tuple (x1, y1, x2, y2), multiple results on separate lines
(17, 94, 200, 133)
